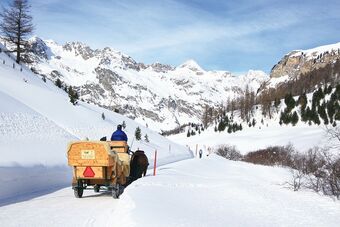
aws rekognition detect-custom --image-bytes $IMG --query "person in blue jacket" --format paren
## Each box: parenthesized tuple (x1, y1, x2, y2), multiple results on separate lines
(111, 124, 128, 141)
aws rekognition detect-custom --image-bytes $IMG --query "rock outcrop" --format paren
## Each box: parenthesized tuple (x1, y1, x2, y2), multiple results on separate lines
(270, 43, 340, 79)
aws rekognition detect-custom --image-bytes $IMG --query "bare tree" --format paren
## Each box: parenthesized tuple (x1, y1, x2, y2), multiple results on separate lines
(215, 144, 242, 161)
(325, 125, 340, 149)
(0, 0, 34, 63)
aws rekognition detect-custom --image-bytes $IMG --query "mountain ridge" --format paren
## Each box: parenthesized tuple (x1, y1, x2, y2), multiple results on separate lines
(20, 37, 268, 131)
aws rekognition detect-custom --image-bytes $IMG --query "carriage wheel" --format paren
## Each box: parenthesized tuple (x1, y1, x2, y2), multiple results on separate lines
(74, 180, 84, 198)
(94, 185, 100, 193)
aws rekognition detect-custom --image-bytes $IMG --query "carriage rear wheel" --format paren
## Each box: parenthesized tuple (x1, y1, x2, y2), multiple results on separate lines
(74, 180, 84, 198)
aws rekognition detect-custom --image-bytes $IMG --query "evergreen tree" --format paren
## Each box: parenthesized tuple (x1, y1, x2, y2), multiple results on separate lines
(280, 111, 292, 125)
(144, 134, 149, 143)
(305, 106, 312, 122)
(326, 85, 333, 94)
(297, 93, 307, 110)
(291, 111, 299, 126)
(218, 120, 225, 132)
(318, 103, 329, 125)
(252, 118, 256, 127)
(327, 94, 337, 123)
(191, 130, 196, 136)
(55, 78, 62, 88)
(335, 111, 340, 121)
(284, 93, 295, 112)
(312, 110, 321, 125)
(187, 129, 191, 137)
(312, 88, 324, 109)
(135, 127, 142, 140)
(214, 125, 218, 132)
(68, 86, 79, 105)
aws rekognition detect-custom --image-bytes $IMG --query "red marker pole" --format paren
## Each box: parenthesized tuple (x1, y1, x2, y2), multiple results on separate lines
(153, 150, 157, 176)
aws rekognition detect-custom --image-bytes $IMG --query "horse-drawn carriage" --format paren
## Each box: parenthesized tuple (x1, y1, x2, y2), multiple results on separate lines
(67, 140, 131, 198)
(67, 140, 149, 198)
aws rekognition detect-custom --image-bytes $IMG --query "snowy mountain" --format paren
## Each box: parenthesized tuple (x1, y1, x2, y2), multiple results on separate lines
(268, 42, 340, 87)
(0, 44, 192, 205)
(1, 41, 340, 227)
(20, 37, 268, 132)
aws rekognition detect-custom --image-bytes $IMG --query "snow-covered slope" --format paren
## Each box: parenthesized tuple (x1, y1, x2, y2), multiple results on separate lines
(291, 42, 340, 59)
(170, 122, 334, 155)
(20, 37, 268, 131)
(0, 45, 192, 204)
(1, 156, 339, 227)
(1, 42, 339, 227)
(169, 92, 340, 155)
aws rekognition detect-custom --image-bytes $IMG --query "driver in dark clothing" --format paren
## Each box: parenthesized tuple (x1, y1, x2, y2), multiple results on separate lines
(111, 124, 128, 141)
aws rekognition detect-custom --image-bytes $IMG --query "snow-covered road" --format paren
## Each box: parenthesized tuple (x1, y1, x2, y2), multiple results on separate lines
(0, 187, 120, 226)
(1, 155, 340, 227)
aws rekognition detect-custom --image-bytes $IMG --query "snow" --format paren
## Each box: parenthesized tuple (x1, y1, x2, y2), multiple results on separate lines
(266, 74, 290, 88)
(113, 156, 340, 227)
(291, 42, 340, 59)
(177, 59, 205, 72)
(169, 123, 336, 155)
(1, 156, 340, 227)
(19, 38, 269, 131)
(1, 42, 339, 227)
(0, 46, 192, 204)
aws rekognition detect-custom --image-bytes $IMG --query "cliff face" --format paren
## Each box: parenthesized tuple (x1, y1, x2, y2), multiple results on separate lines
(270, 43, 340, 79)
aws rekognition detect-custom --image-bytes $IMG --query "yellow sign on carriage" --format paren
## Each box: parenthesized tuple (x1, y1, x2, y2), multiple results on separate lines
(81, 150, 95, 159)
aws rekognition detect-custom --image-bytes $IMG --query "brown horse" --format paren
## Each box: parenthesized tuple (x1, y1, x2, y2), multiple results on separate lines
(129, 150, 149, 183)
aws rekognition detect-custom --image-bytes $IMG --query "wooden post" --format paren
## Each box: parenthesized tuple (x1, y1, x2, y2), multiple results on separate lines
(195, 144, 198, 157)
(153, 150, 157, 176)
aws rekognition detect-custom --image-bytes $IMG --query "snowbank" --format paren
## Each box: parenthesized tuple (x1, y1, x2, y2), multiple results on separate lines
(111, 155, 340, 227)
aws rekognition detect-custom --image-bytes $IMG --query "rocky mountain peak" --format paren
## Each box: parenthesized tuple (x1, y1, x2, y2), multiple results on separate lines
(63, 41, 94, 60)
(270, 42, 340, 79)
(26, 36, 52, 61)
(178, 59, 204, 74)
(148, 62, 174, 73)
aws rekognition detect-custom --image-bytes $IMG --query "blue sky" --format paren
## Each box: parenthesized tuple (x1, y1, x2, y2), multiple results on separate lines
(2, 0, 340, 72)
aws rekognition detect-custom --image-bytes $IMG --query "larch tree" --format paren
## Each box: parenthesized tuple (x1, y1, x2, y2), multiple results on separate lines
(0, 0, 34, 63)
